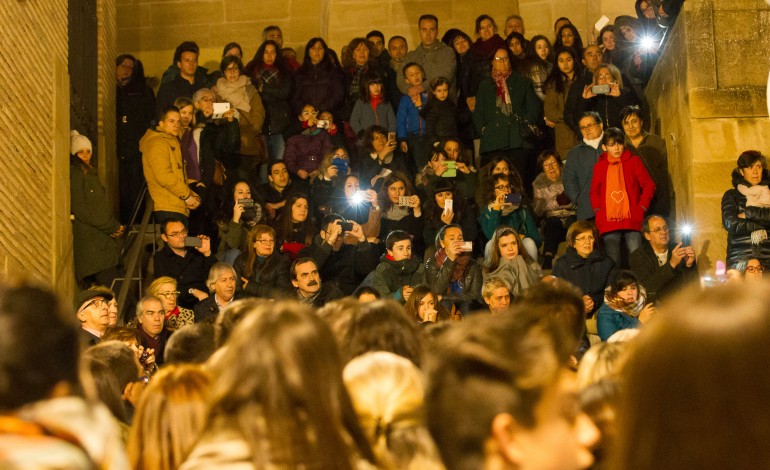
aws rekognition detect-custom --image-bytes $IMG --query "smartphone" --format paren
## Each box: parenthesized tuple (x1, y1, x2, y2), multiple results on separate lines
(317, 119, 330, 129)
(443, 198, 453, 213)
(238, 198, 255, 209)
(184, 236, 203, 248)
(592, 84, 610, 95)
(443, 160, 457, 178)
(459, 241, 473, 252)
(212, 102, 231, 119)
(340, 221, 353, 232)
(505, 193, 522, 205)
(398, 196, 411, 207)
(387, 131, 396, 143)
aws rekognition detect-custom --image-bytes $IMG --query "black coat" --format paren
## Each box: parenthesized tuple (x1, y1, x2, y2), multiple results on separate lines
(292, 63, 345, 116)
(552, 246, 616, 316)
(152, 246, 217, 309)
(424, 255, 484, 308)
(721, 169, 770, 268)
(233, 252, 292, 299)
(117, 79, 155, 160)
(298, 237, 380, 295)
(629, 241, 698, 304)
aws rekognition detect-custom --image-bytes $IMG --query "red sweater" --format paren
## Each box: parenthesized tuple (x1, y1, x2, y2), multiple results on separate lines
(589, 149, 656, 234)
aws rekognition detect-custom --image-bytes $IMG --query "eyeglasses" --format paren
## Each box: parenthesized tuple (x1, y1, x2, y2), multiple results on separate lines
(579, 123, 599, 131)
(495, 184, 512, 191)
(575, 235, 595, 243)
(166, 230, 189, 238)
(157, 291, 180, 299)
(596, 74, 613, 80)
(199, 97, 214, 103)
(649, 226, 669, 234)
(543, 162, 559, 169)
(256, 238, 275, 244)
(493, 56, 510, 62)
(747, 266, 765, 273)
(82, 298, 107, 310)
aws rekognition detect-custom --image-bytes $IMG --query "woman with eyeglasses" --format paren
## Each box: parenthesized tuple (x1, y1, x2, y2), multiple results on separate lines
(147, 276, 195, 331)
(575, 63, 644, 130)
(533, 150, 576, 269)
(552, 220, 616, 318)
(472, 47, 541, 185)
(233, 225, 292, 299)
(479, 171, 541, 261)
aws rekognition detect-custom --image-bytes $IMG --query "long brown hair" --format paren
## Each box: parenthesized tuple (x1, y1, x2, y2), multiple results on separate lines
(204, 301, 376, 468)
(484, 226, 534, 273)
(276, 194, 314, 246)
(243, 225, 276, 278)
(127, 365, 212, 470)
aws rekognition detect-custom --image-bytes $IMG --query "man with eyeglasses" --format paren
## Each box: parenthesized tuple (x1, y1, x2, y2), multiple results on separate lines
(75, 289, 114, 345)
(564, 112, 604, 222)
(630, 215, 697, 303)
(152, 216, 216, 309)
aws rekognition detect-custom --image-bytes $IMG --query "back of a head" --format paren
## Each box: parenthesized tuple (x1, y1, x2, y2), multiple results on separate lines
(425, 311, 572, 470)
(214, 297, 266, 347)
(342, 300, 422, 366)
(512, 278, 585, 345)
(0, 282, 79, 412)
(82, 340, 138, 392)
(164, 323, 216, 365)
(316, 297, 365, 347)
(612, 283, 770, 470)
(128, 365, 212, 470)
(208, 300, 374, 469)
(343, 351, 443, 470)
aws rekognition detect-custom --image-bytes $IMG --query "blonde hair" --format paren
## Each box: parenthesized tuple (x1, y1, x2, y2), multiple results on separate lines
(576, 342, 629, 389)
(147, 276, 176, 296)
(343, 351, 445, 470)
(127, 365, 212, 470)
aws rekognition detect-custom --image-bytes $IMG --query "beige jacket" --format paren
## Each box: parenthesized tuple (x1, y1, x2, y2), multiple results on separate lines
(140, 128, 193, 215)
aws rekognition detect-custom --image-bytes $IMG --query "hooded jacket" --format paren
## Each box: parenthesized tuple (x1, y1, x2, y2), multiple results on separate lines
(140, 128, 191, 215)
(364, 254, 424, 302)
(552, 246, 616, 316)
(721, 168, 770, 268)
(589, 148, 655, 234)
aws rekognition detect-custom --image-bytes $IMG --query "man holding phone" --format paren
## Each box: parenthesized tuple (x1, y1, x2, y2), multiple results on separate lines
(152, 217, 216, 309)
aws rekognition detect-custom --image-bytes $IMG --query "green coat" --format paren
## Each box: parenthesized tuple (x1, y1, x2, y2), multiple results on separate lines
(70, 160, 121, 280)
(473, 73, 542, 153)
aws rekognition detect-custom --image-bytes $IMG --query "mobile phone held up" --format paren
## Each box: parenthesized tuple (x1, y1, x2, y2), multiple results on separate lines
(184, 236, 203, 248)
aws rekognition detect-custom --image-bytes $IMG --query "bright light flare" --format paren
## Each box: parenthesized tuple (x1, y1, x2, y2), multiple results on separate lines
(639, 35, 656, 52)
(350, 191, 366, 205)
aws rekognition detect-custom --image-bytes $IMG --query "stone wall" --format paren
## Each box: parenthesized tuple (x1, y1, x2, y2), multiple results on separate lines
(117, 0, 634, 84)
(0, 0, 73, 295)
(646, 0, 770, 271)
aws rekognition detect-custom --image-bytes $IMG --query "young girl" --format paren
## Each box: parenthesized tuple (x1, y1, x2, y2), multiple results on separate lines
(283, 104, 334, 181)
(421, 77, 458, 146)
(350, 71, 396, 135)
(596, 270, 655, 341)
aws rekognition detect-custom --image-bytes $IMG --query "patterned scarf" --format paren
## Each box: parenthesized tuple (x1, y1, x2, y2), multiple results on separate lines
(491, 68, 512, 116)
(605, 154, 631, 221)
(603, 285, 647, 318)
(435, 248, 470, 283)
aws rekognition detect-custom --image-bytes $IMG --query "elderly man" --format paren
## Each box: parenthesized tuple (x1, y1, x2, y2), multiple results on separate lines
(140, 106, 200, 225)
(135, 295, 172, 366)
(291, 257, 344, 308)
(194, 262, 239, 323)
(630, 215, 697, 303)
(563, 111, 604, 221)
(75, 288, 114, 345)
(504, 14, 526, 37)
(401, 14, 456, 96)
(482, 277, 511, 314)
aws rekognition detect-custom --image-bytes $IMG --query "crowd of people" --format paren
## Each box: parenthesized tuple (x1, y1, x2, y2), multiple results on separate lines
(41, 1, 770, 467)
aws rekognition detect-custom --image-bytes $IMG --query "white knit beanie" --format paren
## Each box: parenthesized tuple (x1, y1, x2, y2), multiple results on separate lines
(70, 130, 92, 155)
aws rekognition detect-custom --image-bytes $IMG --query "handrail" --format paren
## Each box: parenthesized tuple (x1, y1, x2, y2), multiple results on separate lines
(117, 197, 154, 324)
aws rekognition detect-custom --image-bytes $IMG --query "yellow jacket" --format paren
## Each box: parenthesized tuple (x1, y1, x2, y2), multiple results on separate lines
(140, 128, 192, 215)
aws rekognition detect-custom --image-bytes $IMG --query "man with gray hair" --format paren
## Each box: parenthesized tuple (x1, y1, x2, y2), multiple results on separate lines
(136, 295, 172, 365)
(194, 262, 239, 323)
(482, 277, 511, 314)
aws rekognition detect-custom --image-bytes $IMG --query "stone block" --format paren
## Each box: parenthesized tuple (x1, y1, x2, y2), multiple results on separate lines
(290, 0, 323, 18)
(116, 3, 151, 30)
(208, 22, 263, 55)
(224, 0, 289, 22)
(713, 0, 770, 11)
(151, 1, 224, 28)
(691, 161, 734, 197)
(715, 41, 770, 88)
(689, 87, 768, 119)
(714, 11, 761, 40)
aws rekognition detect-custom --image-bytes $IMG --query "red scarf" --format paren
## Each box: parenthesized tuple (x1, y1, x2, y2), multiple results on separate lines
(491, 69, 512, 115)
(165, 306, 180, 319)
(605, 152, 631, 221)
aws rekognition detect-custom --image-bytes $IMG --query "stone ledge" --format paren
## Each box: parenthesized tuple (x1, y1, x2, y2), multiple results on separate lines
(689, 87, 768, 118)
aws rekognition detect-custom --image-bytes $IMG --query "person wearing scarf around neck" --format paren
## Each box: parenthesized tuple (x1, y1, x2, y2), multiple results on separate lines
(214, 55, 266, 179)
(147, 276, 195, 331)
(589, 127, 655, 267)
(350, 71, 396, 136)
(596, 269, 656, 341)
(425, 224, 484, 314)
(721, 150, 770, 268)
(482, 226, 542, 298)
(472, 48, 542, 186)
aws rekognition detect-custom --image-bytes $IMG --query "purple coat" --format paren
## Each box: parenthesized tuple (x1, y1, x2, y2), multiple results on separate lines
(283, 130, 334, 175)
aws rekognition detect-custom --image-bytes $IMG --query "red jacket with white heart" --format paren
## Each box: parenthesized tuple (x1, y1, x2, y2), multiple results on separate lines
(589, 149, 656, 234)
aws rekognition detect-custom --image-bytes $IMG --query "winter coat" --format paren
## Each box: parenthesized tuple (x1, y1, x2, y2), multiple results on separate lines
(563, 140, 602, 220)
(625, 133, 672, 217)
(574, 86, 643, 131)
(259, 73, 293, 136)
(478, 204, 542, 247)
(283, 130, 334, 176)
(629, 241, 698, 304)
(116, 79, 155, 161)
(468, 35, 508, 98)
(396, 94, 427, 139)
(291, 62, 345, 116)
(424, 255, 484, 307)
(597, 302, 640, 341)
(721, 169, 770, 268)
(543, 82, 578, 161)
(155, 74, 210, 115)
(70, 160, 121, 280)
(298, 237, 381, 296)
(152, 246, 217, 309)
(422, 99, 458, 145)
(350, 99, 396, 135)
(364, 254, 425, 302)
(233, 252, 292, 299)
(140, 128, 192, 215)
(589, 149, 656, 234)
(236, 89, 266, 160)
(197, 118, 240, 187)
(473, 74, 542, 153)
(532, 172, 576, 219)
(551, 246, 616, 316)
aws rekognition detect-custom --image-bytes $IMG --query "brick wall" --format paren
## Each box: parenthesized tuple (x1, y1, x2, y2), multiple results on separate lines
(0, 0, 73, 295)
